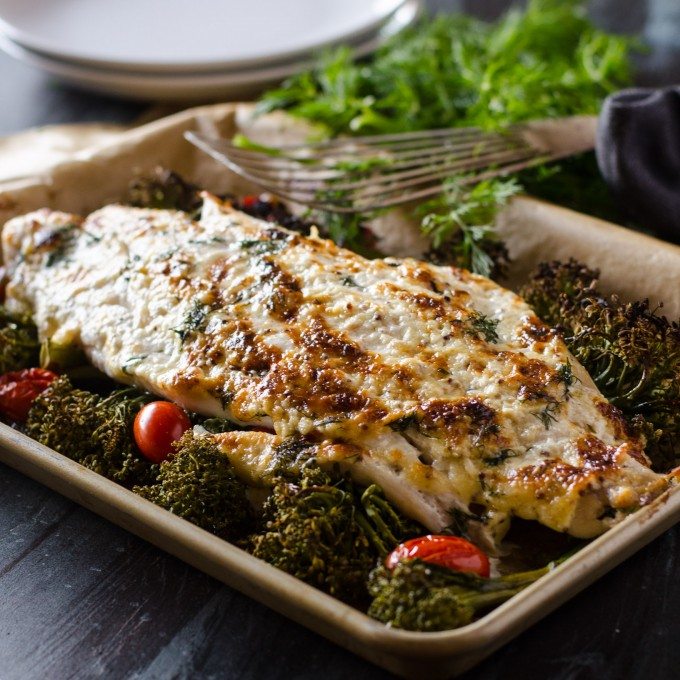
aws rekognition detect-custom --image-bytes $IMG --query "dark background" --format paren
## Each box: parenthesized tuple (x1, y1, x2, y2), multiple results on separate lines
(1, 2, 679, 679)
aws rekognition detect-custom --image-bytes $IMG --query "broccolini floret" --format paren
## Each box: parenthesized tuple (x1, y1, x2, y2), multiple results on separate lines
(133, 431, 253, 541)
(25, 376, 157, 486)
(0, 306, 39, 374)
(520, 259, 680, 470)
(247, 462, 422, 606)
(248, 464, 373, 605)
(123, 168, 315, 236)
(123, 167, 203, 213)
(368, 559, 552, 631)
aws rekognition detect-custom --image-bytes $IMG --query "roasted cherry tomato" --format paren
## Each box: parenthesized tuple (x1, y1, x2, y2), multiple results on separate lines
(133, 401, 192, 463)
(240, 195, 259, 209)
(386, 535, 490, 578)
(0, 368, 58, 423)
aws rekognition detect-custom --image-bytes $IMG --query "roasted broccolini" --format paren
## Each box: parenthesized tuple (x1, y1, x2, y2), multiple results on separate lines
(124, 167, 203, 214)
(0, 306, 39, 374)
(25, 376, 156, 486)
(368, 559, 553, 631)
(133, 431, 253, 540)
(247, 461, 422, 606)
(521, 259, 680, 470)
(123, 168, 316, 238)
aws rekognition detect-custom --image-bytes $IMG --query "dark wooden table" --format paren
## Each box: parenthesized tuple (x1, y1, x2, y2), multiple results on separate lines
(2, 2, 680, 679)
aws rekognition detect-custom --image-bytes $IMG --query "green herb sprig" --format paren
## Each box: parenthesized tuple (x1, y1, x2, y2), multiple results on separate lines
(259, 1, 632, 135)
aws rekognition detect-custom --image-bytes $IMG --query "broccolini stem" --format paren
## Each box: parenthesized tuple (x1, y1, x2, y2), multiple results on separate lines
(360, 485, 402, 555)
(493, 564, 553, 590)
(99, 387, 149, 407)
(593, 354, 617, 386)
(353, 510, 389, 557)
(619, 368, 649, 402)
(460, 587, 530, 611)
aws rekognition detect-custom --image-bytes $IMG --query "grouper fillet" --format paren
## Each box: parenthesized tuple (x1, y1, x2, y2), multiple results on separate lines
(2, 195, 668, 547)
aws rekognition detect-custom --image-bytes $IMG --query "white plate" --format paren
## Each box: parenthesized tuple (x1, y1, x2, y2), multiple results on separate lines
(0, 1, 420, 101)
(0, 0, 406, 73)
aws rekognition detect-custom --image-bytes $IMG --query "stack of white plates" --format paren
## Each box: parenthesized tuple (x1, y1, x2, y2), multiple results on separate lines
(0, 0, 421, 101)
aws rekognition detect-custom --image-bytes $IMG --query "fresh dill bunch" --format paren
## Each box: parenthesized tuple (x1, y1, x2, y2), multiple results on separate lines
(259, 1, 633, 135)
(367, 559, 552, 632)
(247, 461, 422, 606)
(0, 306, 40, 373)
(25, 376, 157, 487)
(467, 310, 501, 343)
(418, 178, 519, 278)
(134, 431, 253, 540)
(520, 260, 680, 470)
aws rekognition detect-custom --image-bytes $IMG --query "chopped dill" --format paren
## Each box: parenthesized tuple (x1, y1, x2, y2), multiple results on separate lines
(556, 361, 578, 399)
(482, 449, 516, 467)
(467, 311, 500, 343)
(210, 386, 235, 410)
(83, 230, 102, 245)
(122, 355, 148, 375)
(154, 247, 181, 261)
(389, 414, 419, 432)
(239, 239, 286, 255)
(44, 225, 78, 268)
(173, 300, 210, 344)
(188, 236, 228, 246)
(446, 506, 485, 539)
(532, 401, 560, 430)
(316, 416, 347, 427)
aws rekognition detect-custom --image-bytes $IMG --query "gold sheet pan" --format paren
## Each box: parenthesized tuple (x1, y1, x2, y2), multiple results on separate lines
(1, 104, 679, 678)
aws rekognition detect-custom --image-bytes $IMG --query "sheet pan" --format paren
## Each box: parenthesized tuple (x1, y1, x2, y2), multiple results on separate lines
(1, 103, 679, 677)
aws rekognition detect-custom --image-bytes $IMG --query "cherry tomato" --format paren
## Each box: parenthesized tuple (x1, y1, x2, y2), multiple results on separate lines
(385, 535, 490, 578)
(133, 401, 192, 463)
(240, 195, 259, 209)
(0, 368, 58, 423)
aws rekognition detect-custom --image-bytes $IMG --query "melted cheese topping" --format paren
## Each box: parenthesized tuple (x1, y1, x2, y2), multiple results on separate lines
(2, 196, 667, 546)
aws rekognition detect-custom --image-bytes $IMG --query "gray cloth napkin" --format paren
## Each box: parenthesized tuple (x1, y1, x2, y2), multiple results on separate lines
(597, 87, 680, 240)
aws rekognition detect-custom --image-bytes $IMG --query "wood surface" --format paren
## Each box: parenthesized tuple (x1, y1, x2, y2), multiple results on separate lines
(1, 1, 679, 678)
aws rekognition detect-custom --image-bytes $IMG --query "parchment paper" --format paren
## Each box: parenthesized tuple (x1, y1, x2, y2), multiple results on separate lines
(1, 102, 679, 317)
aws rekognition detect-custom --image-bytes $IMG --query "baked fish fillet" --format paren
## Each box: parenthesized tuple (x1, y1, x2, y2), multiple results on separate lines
(2, 195, 667, 547)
